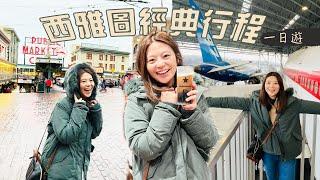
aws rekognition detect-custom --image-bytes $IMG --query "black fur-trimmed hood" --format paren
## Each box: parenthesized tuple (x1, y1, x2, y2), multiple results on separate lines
(64, 63, 99, 101)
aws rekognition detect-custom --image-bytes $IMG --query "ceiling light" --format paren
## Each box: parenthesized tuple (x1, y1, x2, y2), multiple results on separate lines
(302, 6, 308, 11)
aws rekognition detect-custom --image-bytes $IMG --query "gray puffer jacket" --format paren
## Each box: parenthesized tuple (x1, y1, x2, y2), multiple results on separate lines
(41, 63, 103, 179)
(124, 78, 219, 179)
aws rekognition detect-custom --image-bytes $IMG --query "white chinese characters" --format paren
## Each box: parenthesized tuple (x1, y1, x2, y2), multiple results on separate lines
(39, 8, 266, 44)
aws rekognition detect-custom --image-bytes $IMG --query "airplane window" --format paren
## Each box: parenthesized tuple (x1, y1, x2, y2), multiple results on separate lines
(307, 79, 311, 89)
(310, 80, 314, 91)
(315, 81, 318, 94)
(299, 76, 302, 83)
(298, 76, 301, 83)
(305, 78, 308, 87)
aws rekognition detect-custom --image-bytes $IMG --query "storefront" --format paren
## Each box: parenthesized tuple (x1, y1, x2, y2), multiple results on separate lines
(0, 29, 16, 87)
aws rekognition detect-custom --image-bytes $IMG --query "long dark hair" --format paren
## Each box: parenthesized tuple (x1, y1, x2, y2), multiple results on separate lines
(135, 31, 183, 102)
(259, 72, 287, 112)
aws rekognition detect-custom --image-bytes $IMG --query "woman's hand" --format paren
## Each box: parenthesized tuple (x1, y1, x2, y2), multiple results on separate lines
(87, 100, 98, 108)
(160, 88, 178, 104)
(182, 82, 198, 111)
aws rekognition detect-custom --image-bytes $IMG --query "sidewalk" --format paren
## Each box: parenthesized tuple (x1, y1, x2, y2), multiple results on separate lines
(0, 88, 130, 179)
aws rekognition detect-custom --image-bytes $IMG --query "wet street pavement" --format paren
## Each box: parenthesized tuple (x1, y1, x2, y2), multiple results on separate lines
(0, 87, 130, 179)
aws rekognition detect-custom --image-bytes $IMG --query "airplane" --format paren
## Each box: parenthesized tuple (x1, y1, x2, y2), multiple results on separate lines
(283, 46, 320, 101)
(180, 0, 263, 84)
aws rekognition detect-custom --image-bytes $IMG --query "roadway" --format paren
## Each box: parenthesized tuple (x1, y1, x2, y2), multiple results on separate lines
(0, 86, 130, 179)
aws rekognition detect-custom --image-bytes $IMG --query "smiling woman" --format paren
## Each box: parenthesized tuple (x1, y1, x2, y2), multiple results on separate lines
(124, 31, 219, 179)
(145, 41, 177, 87)
(40, 63, 103, 179)
(78, 70, 95, 99)
(206, 71, 320, 180)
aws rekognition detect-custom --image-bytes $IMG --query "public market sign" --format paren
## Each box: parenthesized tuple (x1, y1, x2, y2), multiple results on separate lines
(22, 37, 66, 65)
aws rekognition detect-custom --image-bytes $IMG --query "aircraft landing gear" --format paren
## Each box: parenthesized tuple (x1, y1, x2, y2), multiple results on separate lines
(248, 77, 260, 84)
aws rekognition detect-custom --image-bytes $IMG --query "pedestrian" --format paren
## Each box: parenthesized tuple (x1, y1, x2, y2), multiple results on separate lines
(45, 78, 52, 93)
(40, 63, 103, 179)
(100, 79, 107, 92)
(206, 71, 320, 180)
(20, 86, 26, 93)
(30, 85, 35, 93)
(124, 31, 219, 179)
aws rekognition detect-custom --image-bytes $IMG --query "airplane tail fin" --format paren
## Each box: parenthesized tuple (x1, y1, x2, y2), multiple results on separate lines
(189, 0, 226, 65)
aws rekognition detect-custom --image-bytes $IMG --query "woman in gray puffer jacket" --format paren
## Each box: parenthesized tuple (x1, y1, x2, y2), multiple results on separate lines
(41, 63, 103, 179)
(124, 31, 219, 179)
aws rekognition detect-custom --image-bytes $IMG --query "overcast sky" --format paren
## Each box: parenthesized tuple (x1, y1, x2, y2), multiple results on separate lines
(0, 0, 172, 65)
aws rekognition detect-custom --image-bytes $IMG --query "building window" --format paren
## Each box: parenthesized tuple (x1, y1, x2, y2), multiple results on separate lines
(105, 64, 108, 70)
(109, 64, 115, 71)
(132, 62, 135, 70)
(121, 65, 124, 71)
(122, 56, 125, 62)
(71, 55, 76, 62)
(133, 44, 138, 54)
(110, 54, 115, 61)
(99, 63, 103, 67)
(99, 54, 103, 60)
(105, 54, 108, 61)
(86, 53, 92, 60)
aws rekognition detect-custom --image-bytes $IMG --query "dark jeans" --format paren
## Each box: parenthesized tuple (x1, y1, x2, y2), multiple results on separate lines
(263, 152, 296, 180)
(46, 86, 51, 93)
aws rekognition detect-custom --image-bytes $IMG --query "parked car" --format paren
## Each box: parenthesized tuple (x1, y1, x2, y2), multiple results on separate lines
(105, 79, 114, 88)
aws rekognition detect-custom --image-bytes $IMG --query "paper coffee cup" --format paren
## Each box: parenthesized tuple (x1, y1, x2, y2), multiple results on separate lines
(176, 66, 193, 104)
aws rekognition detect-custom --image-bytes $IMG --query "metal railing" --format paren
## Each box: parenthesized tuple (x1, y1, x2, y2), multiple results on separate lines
(209, 111, 256, 180)
(209, 112, 319, 180)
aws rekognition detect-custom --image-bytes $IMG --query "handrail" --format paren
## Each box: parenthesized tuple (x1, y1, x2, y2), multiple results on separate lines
(208, 110, 319, 180)
(209, 111, 248, 166)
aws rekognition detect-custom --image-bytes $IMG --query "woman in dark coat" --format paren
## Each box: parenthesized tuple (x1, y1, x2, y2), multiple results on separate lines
(206, 72, 320, 180)
(41, 63, 103, 179)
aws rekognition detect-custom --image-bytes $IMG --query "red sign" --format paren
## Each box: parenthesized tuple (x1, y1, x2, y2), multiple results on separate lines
(22, 37, 66, 64)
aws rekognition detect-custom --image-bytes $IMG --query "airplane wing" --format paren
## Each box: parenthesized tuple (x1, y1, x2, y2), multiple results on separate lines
(249, 72, 265, 77)
(207, 61, 252, 73)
